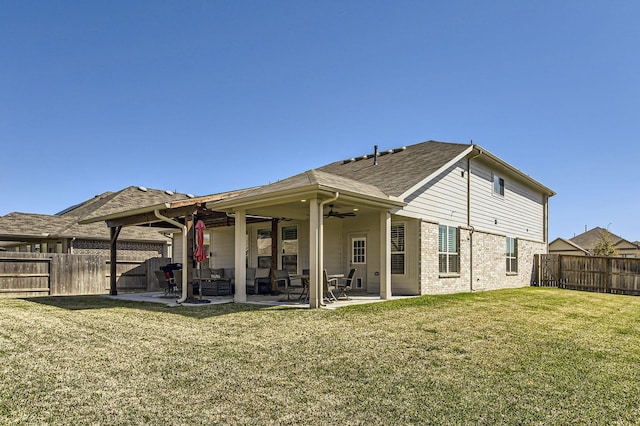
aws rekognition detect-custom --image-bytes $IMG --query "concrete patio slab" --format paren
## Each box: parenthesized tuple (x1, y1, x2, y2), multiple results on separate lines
(104, 291, 414, 309)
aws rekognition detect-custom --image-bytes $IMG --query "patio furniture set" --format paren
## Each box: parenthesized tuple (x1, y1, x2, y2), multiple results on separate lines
(155, 264, 357, 302)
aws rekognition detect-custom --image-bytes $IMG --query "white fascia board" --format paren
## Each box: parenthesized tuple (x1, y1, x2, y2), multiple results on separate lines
(398, 146, 474, 200)
(476, 146, 556, 196)
(207, 185, 321, 211)
(209, 185, 405, 212)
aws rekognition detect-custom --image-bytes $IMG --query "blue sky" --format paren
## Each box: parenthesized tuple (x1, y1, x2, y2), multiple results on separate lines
(1, 1, 639, 241)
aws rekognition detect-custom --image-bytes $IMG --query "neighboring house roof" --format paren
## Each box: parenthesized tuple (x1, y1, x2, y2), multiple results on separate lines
(0, 186, 195, 243)
(559, 227, 640, 255)
(569, 227, 623, 252)
(548, 237, 589, 254)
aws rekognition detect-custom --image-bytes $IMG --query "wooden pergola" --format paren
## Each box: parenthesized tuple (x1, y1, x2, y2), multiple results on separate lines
(80, 190, 272, 302)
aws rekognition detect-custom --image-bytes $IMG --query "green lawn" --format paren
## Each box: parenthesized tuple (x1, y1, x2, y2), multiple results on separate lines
(2, 287, 640, 425)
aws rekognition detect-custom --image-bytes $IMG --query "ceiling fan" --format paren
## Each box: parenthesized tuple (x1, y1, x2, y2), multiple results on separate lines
(324, 205, 356, 219)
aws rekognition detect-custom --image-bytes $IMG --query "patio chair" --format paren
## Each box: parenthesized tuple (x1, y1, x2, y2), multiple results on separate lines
(247, 268, 271, 295)
(274, 269, 293, 300)
(173, 271, 182, 294)
(336, 268, 356, 300)
(323, 270, 338, 303)
(154, 270, 178, 296)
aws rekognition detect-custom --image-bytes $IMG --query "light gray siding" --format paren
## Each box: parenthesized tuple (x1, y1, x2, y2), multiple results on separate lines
(209, 227, 235, 269)
(400, 158, 468, 225)
(172, 232, 183, 264)
(470, 159, 544, 241)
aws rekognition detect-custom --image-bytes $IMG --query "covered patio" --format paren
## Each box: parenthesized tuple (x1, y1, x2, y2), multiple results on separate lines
(82, 170, 405, 309)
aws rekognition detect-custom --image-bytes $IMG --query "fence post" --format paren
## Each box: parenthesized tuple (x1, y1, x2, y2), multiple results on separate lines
(606, 257, 611, 293)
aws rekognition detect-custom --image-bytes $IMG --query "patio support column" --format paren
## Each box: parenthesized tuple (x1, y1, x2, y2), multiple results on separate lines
(234, 209, 247, 303)
(109, 226, 121, 296)
(270, 218, 279, 293)
(308, 197, 321, 309)
(185, 215, 195, 301)
(380, 210, 391, 299)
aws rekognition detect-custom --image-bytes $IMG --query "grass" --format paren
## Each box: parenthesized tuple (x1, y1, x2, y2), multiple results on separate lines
(2, 287, 640, 424)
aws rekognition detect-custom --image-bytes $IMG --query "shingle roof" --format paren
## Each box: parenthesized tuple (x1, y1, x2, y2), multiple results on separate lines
(209, 141, 471, 208)
(317, 140, 471, 197)
(214, 169, 391, 203)
(0, 213, 72, 237)
(0, 186, 194, 242)
(79, 187, 195, 221)
(569, 227, 623, 251)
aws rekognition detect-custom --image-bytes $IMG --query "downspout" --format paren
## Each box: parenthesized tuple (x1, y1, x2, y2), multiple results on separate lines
(467, 147, 483, 291)
(317, 192, 339, 304)
(155, 209, 189, 304)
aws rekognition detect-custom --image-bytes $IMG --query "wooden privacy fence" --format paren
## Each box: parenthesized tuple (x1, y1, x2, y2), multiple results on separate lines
(0, 252, 171, 298)
(533, 254, 640, 296)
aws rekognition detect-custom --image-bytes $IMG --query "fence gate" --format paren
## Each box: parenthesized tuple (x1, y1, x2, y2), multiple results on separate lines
(534, 254, 560, 287)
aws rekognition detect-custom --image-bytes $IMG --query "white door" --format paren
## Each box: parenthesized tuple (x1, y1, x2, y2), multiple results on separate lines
(350, 236, 367, 290)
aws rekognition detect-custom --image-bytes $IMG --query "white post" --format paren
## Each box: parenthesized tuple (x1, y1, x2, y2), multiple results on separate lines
(309, 198, 321, 308)
(234, 209, 247, 303)
(380, 210, 391, 299)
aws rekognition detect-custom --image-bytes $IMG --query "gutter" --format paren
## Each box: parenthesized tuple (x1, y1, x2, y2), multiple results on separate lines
(467, 147, 483, 291)
(154, 209, 188, 304)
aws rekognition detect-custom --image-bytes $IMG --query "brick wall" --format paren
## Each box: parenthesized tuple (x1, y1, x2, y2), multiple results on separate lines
(419, 221, 546, 295)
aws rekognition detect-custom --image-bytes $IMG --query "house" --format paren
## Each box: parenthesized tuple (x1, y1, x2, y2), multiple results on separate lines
(0, 186, 195, 258)
(549, 227, 640, 258)
(85, 140, 555, 308)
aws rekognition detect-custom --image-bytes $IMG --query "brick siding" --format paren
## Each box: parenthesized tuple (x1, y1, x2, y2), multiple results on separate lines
(419, 221, 546, 294)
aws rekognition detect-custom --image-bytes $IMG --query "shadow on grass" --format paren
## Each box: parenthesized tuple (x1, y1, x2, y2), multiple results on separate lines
(20, 295, 280, 319)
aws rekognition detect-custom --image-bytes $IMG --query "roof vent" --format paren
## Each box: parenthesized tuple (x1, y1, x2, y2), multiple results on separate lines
(186, 194, 195, 198)
(165, 190, 174, 195)
(341, 145, 407, 165)
(137, 186, 148, 192)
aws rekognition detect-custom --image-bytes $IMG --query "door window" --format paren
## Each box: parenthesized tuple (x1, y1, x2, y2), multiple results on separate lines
(352, 237, 366, 264)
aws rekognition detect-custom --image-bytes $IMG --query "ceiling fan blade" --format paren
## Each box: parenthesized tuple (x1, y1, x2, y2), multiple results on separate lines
(324, 204, 356, 218)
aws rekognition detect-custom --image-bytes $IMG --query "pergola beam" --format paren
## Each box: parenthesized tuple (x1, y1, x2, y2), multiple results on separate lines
(109, 226, 122, 296)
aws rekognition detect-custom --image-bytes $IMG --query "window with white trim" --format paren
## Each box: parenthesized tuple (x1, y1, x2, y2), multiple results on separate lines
(438, 225, 459, 274)
(506, 237, 518, 274)
(391, 223, 405, 275)
(257, 228, 272, 268)
(281, 225, 298, 273)
(493, 174, 505, 196)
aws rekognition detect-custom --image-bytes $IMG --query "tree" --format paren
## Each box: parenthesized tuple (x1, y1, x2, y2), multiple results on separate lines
(592, 229, 618, 257)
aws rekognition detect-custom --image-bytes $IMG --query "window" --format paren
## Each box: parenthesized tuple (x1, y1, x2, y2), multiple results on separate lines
(352, 238, 366, 264)
(506, 237, 518, 273)
(438, 225, 459, 274)
(257, 228, 272, 268)
(391, 223, 405, 275)
(281, 226, 298, 273)
(493, 174, 505, 196)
